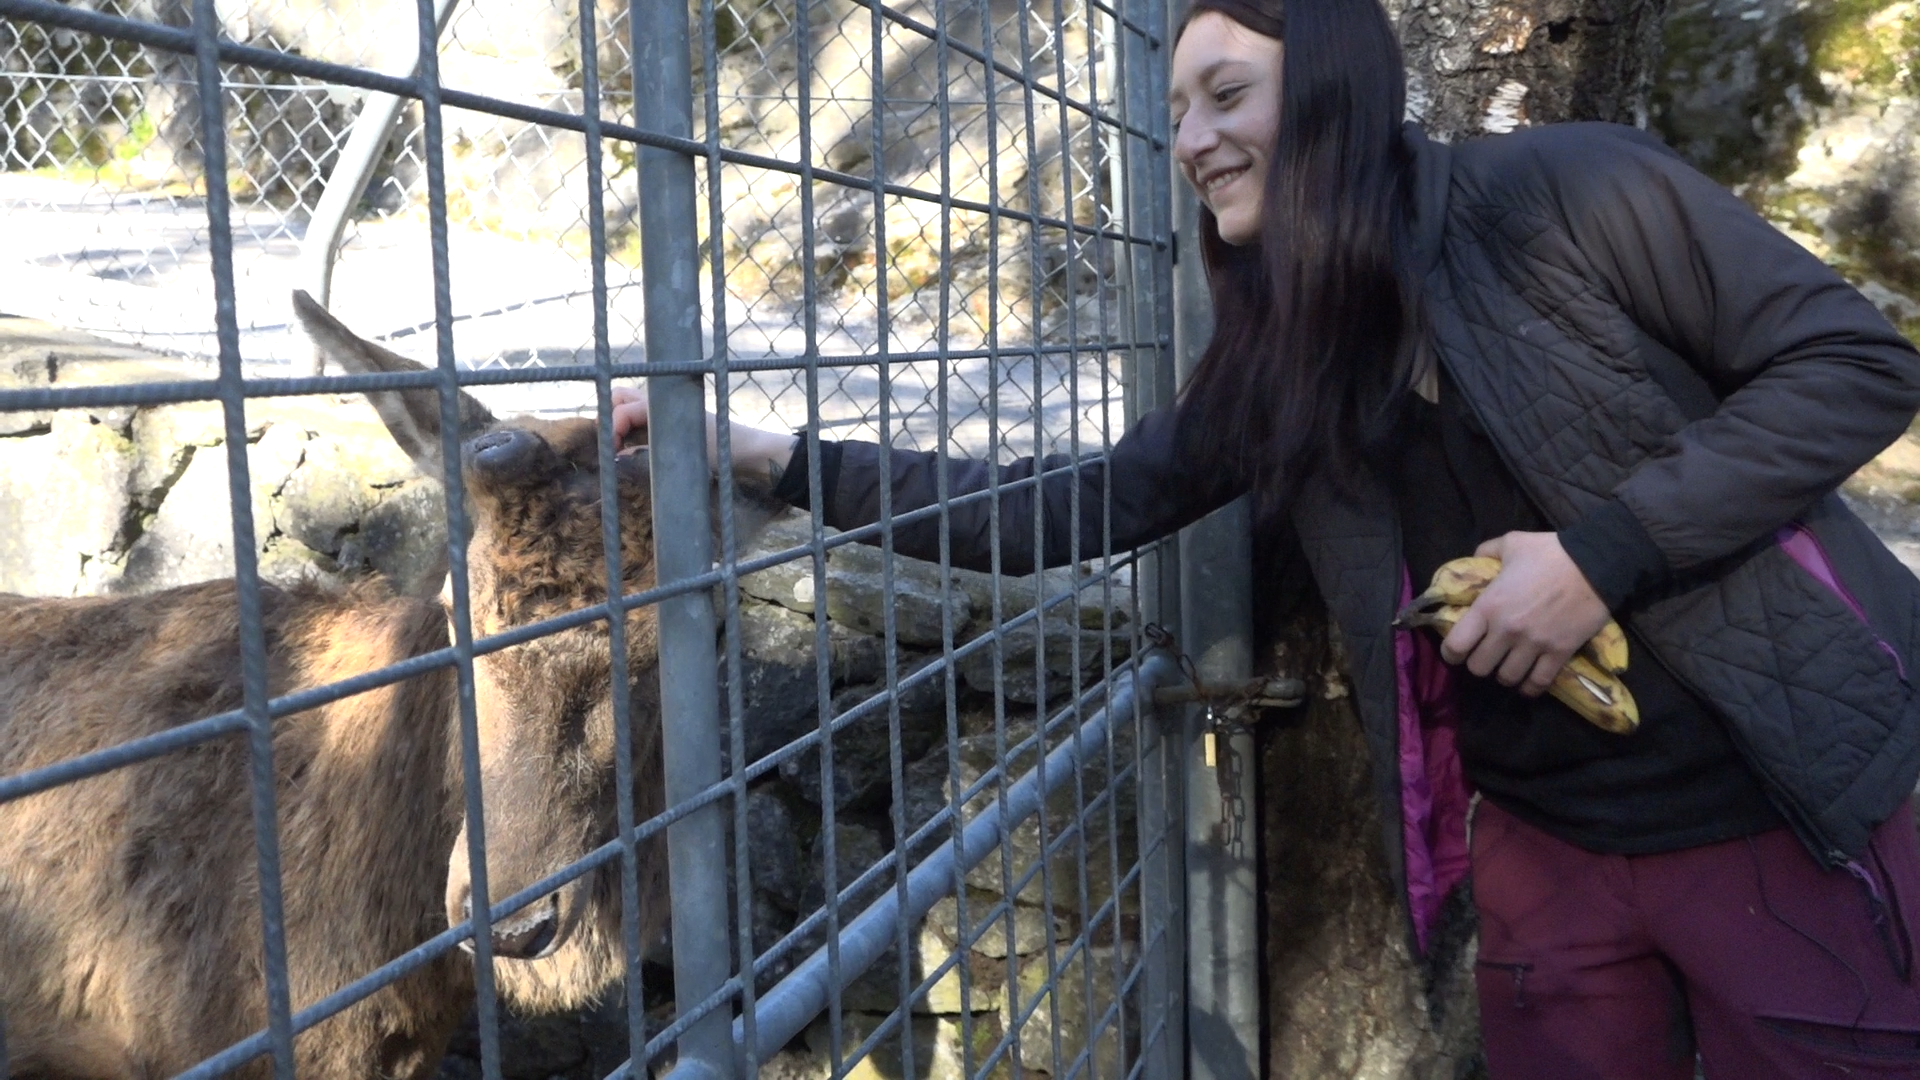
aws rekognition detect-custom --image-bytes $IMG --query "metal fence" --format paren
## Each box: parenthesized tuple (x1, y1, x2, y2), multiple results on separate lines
(0, 0, 1196, 1076)
(0, 0, 1135, 454)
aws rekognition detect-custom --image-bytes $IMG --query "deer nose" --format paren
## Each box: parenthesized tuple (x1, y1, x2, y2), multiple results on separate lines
(457, 894, 562, 960)
(467, 428, 541, 475)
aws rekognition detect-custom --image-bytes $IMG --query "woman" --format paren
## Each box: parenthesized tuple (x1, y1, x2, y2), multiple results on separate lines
(614, 0, 1920, 1072)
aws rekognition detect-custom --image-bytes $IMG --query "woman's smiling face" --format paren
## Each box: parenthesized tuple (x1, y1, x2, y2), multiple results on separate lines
(1169, 12, 1284, 246)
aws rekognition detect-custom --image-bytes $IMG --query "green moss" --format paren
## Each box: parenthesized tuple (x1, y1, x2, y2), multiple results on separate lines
(115, 110, 157, 163)
(1654, 0, 1831, 185)
(1906, 10, 1920, 91)
(1814, 0, 1915, 89)
(1755, 185, 1837, 228)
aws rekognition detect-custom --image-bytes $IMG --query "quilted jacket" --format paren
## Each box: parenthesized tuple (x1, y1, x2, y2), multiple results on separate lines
(819, 122, 1920, 918)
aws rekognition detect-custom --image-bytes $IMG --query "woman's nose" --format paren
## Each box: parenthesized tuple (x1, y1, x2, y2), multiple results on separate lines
(1173, 115, 1216, 168)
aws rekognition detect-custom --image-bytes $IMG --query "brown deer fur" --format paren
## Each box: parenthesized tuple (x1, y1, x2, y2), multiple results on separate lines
(0, 292, 771, 1078)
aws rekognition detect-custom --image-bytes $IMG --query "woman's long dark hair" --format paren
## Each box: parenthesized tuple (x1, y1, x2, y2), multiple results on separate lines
(1175, 0, 1421, 513)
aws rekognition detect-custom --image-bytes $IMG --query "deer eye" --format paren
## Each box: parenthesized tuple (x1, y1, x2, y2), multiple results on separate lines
(560, 696, 594, 747)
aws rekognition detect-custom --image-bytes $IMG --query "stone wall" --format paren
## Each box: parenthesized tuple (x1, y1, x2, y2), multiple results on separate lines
(0, 321, 448, 598)
(0, 315, 1143, 1080)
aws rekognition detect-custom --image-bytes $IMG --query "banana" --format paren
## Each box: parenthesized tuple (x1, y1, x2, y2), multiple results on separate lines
(1393, 557, 1640, 734)
(1421, 556, 1503, 607)
(1555, 653, 1639, 734)
(1580, 620, 1630, 675)
(1393, 601, 1468, 636)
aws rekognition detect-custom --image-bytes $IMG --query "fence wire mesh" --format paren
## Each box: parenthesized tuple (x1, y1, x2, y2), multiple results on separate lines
(0, 0, 1183, 1074)
(2, 0, 1140, 451)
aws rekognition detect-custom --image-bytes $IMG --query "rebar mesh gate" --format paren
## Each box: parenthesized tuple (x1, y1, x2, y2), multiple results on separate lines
(0, 0, 1187, 1076)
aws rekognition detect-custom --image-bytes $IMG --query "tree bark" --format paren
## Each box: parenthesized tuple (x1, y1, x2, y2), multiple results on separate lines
(1252, 3, 1671, 1076)
(1254, 540, 1485, 1080)
(1391, 0, 1670, 139)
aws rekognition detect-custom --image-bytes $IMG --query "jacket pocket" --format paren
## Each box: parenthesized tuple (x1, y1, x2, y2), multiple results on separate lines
(1777, 523, 1908, 683)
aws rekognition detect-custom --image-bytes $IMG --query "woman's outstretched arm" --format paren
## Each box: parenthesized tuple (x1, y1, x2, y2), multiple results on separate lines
(611, 389, 1241, 574)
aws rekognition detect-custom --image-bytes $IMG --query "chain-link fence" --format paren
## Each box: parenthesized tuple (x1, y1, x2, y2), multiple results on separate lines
(0, 0, 1189, 1075)
(2, 0, 1138, 454)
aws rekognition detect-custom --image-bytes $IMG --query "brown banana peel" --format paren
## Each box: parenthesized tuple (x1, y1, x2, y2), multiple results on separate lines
(1394, 557, 1640, 734)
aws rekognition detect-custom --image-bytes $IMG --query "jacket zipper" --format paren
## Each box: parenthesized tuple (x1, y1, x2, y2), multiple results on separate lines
(1845, 845, 1915, 983)
(1776, 522, 1907, 682)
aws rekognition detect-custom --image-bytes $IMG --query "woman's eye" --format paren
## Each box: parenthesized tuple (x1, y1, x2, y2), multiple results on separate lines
(1213, 84, 1243, 106)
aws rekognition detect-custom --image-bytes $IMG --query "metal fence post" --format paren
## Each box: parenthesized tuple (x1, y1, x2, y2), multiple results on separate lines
(632, 0, 731, 1074)
(1167, 9, 1261, 1077)
(1115, 0, 1187, 1074)
(1119, 3, 1180, 643)
(191, 0, 296, 1070)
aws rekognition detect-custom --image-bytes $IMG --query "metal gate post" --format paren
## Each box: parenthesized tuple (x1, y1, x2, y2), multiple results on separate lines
(632, 0, 732, 1074)
(1168, 8, 1261, 1076)
(1115, 0, 1188, 1074)
(1119, 1, 1180, 642)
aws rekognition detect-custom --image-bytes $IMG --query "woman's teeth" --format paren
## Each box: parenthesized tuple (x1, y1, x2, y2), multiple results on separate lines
(1205, 168, 1246, 194)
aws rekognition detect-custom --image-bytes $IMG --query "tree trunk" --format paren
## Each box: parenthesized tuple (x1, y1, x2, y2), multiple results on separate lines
(1254, 545, 1485, 1080)
(1391, 0, 1671, 139)
(1252, 3, 1671, 1077)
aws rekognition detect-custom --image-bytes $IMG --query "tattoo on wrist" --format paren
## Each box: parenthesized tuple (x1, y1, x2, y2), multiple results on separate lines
(763, 435, 799, 490)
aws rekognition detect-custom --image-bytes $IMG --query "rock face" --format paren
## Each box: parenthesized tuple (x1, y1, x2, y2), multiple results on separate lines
(1656, 0, 1920, 336)
(0, 318, 445, 598)
(0, 316, 1144, 1080)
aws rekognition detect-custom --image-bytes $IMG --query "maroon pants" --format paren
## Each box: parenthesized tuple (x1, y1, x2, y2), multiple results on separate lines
(1472, 798, 1920, 1078)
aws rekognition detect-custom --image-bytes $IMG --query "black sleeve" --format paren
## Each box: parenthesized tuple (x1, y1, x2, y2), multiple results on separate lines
(769, 435, 840, 511)
(1536, 123, 1920, 572)
(1558, 496, 1670, 611)
(820, 405, 1244, 575)
(1540, 126, 1920, 572)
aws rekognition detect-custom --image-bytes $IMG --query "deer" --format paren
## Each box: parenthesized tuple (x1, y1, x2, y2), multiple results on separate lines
(0, 291, 774, 1079)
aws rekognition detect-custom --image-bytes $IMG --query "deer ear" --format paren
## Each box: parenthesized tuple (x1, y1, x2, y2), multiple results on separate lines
(291, 290, 496, 477)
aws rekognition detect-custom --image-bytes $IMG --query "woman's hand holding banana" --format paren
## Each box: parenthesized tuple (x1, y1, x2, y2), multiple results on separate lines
(1395, 533, 1639, 734)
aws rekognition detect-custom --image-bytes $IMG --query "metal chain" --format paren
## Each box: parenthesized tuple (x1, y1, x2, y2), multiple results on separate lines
(1207, 704, 1252, 851)
(1145, 623, 1290, 851)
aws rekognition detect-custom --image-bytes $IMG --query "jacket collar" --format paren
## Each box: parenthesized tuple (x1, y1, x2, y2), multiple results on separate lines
(1402, 122, 1451, 281)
